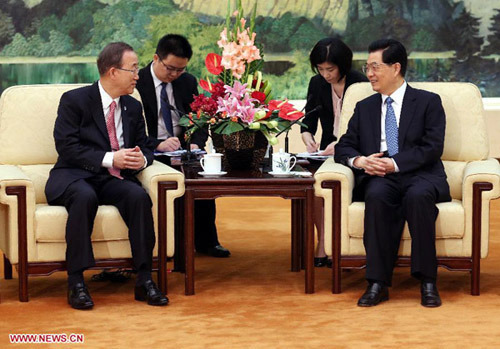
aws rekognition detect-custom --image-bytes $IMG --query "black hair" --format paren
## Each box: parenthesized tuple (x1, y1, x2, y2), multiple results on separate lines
(368, 39, 408, 77)
(309, 37, 353, 81)
(156, 34, 193, 60)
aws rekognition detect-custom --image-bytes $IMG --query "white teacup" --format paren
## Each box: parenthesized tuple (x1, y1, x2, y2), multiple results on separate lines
(272, 150, 297, 173)
(200, 153, 222, 174)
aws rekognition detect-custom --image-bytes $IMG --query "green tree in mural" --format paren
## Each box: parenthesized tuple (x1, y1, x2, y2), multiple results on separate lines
(289, 20, 325, 51)
(0, 10, 15, 50)
(255, 13, 325, 52)
(0, 0, 29, 34)
(482, 9, 500, 56)
(453, 8, 483, 61)
(1, 32, 30, 56)
(381, 2, 414, 47)
(44, 30, 74, 56)
(85, 0, 176, 55)
(411, 27, 441, 51)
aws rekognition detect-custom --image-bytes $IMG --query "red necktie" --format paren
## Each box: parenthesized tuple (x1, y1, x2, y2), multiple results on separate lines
(105, 101, 123, 179)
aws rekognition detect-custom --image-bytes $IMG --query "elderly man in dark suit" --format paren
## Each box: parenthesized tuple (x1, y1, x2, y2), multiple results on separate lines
(45, 42, 168, 309)
(335, 39, 451, 307)
(137, 34, 230, 258)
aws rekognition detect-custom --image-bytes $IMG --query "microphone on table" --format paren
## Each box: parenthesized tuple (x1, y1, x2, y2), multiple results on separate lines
(276, 105, 323, 153)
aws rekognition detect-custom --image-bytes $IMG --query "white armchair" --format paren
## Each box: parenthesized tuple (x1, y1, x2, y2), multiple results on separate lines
(0, 84, 184, 301)
(314, 82, 500, 295)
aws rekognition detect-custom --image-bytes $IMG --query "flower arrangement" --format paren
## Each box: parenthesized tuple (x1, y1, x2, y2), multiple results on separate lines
(179, 0, 305, 146)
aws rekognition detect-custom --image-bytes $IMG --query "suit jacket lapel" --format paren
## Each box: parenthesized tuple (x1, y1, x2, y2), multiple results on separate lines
(120, 96, 131, 148)
(172, 78, 185, 115)
(142, 64, 160, 137)
(89, 82, 110, 142)
(370, 94, 382, 152)
(398, 85, 417, 148)
(319, 79, 333, 121)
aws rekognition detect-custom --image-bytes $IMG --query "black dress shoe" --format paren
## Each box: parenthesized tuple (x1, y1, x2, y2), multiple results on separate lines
(198, 245, 231, 258)
(421, 282, 442, 307)
(134, 279, 169, 306)
(68, 283, 94, 310)
(357, 282, 389, 307)
(314, 257, 328, 267)
(326, 258, 333, 268)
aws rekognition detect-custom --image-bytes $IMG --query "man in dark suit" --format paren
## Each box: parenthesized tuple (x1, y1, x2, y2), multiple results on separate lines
(45, 42, 168, 309)
(334, 39, 451, 307)
(137, 34, 230, 258)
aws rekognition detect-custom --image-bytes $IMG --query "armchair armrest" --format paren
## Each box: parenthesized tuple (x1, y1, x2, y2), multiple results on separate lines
(462, 158, 500, 202)
(462, 158, 500, 259)
(314, 158, 355, 203)
(136, 160, 185, 259)
(0, 164, 36, 264)
(137, 160, 185, 199)
(313, 158, 355, 257)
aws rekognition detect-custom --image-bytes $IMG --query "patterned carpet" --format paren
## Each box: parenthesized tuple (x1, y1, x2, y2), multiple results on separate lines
(1, 197, 500, 348)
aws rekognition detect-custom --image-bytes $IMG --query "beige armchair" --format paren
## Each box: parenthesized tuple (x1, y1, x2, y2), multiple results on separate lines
(0, 84, 184, 301)
(314, 82, 500, 295)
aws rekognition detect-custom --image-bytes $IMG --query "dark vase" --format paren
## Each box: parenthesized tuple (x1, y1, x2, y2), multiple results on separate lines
(212, 130, 268, 171)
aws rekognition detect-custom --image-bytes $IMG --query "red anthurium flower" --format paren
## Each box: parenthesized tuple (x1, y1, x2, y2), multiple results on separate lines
(278, 105, 304, 121)
(205, 53, 223, 75)
(251, 91, 266, 103)
(265, 100, 281, 117)
(199, 79, 214, 93)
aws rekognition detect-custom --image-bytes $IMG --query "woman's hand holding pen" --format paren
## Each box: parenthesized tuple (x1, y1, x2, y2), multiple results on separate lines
(301, 132, 319, 153)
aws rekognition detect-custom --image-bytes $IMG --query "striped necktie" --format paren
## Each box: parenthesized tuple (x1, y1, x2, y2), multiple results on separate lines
(105, 101, 123, 179)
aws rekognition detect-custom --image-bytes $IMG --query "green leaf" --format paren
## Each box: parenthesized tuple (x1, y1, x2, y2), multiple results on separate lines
(220, 121, 245, 135)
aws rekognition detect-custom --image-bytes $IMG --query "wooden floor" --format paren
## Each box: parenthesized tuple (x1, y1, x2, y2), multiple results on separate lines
(1, 197, 500, 348)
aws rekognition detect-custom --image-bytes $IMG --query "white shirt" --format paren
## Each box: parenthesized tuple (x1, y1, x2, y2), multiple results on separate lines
(99, 81, 122, 168)
(348, 81, 407, 172)
(380, 81, 407, 153)
(151, 64, 181, 139)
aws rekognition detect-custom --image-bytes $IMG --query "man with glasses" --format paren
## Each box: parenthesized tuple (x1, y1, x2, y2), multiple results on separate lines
(137, 34, 230, 258)
(45, 42, 168, 309)
(335, 39, 451, 307)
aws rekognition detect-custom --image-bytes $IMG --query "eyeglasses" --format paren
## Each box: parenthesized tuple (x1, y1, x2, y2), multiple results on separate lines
(157, 56, 186, 74)
(116, 67, 139, 75)
(362, 62, 392, 74)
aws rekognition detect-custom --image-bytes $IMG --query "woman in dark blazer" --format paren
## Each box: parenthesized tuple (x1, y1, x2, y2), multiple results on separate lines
(300, 38, 368, 267)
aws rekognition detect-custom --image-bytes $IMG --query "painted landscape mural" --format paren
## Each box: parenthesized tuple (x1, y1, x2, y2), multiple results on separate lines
(0, 0, 499, 98)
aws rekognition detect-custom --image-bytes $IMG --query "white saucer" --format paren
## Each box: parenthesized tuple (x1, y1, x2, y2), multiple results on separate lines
(268, 171, 294, 177)
(198, 171, 227, 176)
(291, 171, 313, 177)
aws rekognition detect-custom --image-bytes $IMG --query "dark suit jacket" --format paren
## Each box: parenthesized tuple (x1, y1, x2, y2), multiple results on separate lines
(137, 63, 207, 149)
(301, 69, 368, 150)
(45, 82, 154, 203)
(334, 84, 451, 202)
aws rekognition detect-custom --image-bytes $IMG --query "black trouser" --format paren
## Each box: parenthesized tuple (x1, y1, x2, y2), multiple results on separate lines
(362, 174, 439, 286)
(50, 174, 155, 275)
(194, 200, 220, 251)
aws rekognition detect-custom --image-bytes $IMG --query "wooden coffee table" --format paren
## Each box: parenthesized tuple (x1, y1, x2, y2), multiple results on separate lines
(177, 162, 316, 295)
